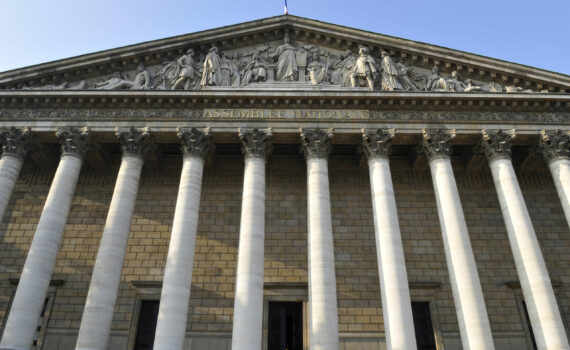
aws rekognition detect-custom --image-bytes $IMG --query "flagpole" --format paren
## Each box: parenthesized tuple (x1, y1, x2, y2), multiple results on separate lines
(284, 0, 288, 14)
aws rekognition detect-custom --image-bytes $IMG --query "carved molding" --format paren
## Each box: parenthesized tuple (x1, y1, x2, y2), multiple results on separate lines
(0, 127, 32, 160)
(481, 129, 516, 161)
(300, 128, 333, 160)
(538, 129, 570, 162)
(421, 129, 456, 160)
(177, 127, 212, 159)
(361, 128, 395, 159)
(55, 126, 91, 159)
(238, 128, 273, 159)
(115, 126, 150, 159)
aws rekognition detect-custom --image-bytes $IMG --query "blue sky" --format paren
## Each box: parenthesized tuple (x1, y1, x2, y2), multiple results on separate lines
(1, 0, 569, 75)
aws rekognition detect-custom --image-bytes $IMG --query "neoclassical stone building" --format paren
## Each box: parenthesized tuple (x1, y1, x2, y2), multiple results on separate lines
(0, 15, 569, 350)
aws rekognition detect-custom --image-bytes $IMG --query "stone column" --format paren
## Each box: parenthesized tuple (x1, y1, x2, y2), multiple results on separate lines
(153, 128, 211, 350)
(300, 128, 339, 350)
(0, 127, 90, 350)
(0, 127, 31, 222)
(538, 129, 570, 227)
(231, 128, 272, 350)
(482, 129, 570, 350)
(361, 129, 417, 350)
(75, 127, 150, 350)
(422, 129, 495, 350)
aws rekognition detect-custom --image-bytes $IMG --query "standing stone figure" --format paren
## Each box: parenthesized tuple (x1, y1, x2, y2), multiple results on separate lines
(271, 33, 298, 82)
(425, 66, 449, 91)
(350, 46, 377, 90)
(380, 51, 402, 91)
(172, 49, 197, 90)
(307, 52, 329, 85)
(242, 53, 267, 84)
(220, 53, 241, 86)
(330, 50, 356, 87)
(200, 46, 223, 87)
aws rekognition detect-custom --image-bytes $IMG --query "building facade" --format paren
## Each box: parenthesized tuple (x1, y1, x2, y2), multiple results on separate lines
(0, 15, 569, 350)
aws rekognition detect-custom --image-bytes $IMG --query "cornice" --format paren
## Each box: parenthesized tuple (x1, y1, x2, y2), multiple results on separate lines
(0, 90, 569, 113)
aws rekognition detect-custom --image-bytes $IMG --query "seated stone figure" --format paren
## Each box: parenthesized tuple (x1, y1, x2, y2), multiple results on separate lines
(242, 53, 267, 84)
(425, 66, 449, 91)
(307, 52, 329, 85)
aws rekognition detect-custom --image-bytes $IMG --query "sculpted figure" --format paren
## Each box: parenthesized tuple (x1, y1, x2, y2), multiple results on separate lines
(220, 53, 241, 86)
(172, 49, 197, 90)
(330, 50, 356, 86)
(200, 46, 223, 87)
(271, 33, 298, 82)
(94, 64, 151, 90)
(463, 79, 481, 92)
(350, 46, 377, 90)
(447, 71, 467, 92)
(242, 53, 267, 84)
(395, 62, 424, 91)
(131, 64, 151, 89)
(425, 66, 449, 91)
(307, 52, 329, 85)
(380, 51, 402, 91)
(26, 80, 86, 90)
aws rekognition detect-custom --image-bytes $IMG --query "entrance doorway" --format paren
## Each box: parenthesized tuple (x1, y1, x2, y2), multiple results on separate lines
(267, 301, 303, 350)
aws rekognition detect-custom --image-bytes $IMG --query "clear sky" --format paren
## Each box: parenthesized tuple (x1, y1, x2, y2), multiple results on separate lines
(1, 0, 569, 75)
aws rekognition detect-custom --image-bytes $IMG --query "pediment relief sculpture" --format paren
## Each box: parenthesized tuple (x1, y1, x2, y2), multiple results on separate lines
(5, 30, 562, 94)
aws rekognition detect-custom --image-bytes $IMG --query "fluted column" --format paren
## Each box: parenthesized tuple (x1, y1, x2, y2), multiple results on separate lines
(482, 130, 569, 350)
(153, 128, 211, 350)
(231, 128, 272, 350)
(422, 129, 495, 350)
(300, 128, 339, 350)
(361, 129, 416, 350)
(76, 127, 150, 350)
(0, 127, 90, 350)
(0, 127, 31, 222)
(538, 129, 570, 227)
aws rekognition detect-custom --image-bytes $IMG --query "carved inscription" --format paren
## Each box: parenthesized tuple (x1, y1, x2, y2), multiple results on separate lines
(202, 109, 369, 120)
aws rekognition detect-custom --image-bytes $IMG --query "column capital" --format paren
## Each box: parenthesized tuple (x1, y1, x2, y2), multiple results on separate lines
(481, 129, 516, 161)
(115, 126, 150, 159)
(361, 129, 395, 160)
(421, 128, 456, 160)
(238, 128, 273, 160)
(55, 126, 91, 159)
(0, 127, 32, 160)
(177, 127, 212, 159)
(300, 128, 333, 160)
(538, 129, 570, 163)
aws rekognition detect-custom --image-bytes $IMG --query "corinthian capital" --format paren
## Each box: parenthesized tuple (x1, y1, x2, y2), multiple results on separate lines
(55, 126, 91, 159)
(0, 127, 32, 160)
(361, 129, 395, 160)
(238, 128, 273, 159)
(538, 129, 570, 162)
(481, 129, 516, 161)
(115, 126, 150, 158)
(421, 129, 456, 160)
(177, 127, 212, 159)
(300, 128, 333, 160)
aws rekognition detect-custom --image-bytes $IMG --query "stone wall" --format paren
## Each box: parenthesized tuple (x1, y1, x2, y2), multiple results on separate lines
(0, 152, 568, 349)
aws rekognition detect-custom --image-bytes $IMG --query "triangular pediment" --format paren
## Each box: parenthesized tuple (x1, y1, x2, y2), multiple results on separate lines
(1, 15, 569, 94)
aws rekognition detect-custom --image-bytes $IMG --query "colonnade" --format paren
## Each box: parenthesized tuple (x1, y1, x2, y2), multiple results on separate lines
(0, 126, 568, 350)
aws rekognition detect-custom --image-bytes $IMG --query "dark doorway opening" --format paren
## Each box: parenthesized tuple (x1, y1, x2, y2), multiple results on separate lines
(268, 301, 303, 350)
(412, 301, 437, 350)
(134, 300, 159, 350)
